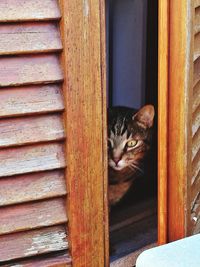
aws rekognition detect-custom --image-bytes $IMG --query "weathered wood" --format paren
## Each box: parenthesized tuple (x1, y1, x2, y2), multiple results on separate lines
(193, 80, 200, 112)
(158, 0, 169, 245)
(192, 148, 200, 183)
(0, 198, 67, 235)
(0, 143, 65, 177)
(0, 22, 62, 55)
(0, 0, 61, 22)
(192, 127, 200, 160)
(191, 172, 200, 201)
(194, 56, 200, 87)
(4, 252, 72, 267)
(0, 84, 64, 118)
(0, 55, 63, 87)
(100, 0, 110, 264)
(192, 104, 200, 136)
(194, 33, 200, 61)
(195, 6, 200, 34)
(0, 225, 68, 262)
(0, 170, 66, 206)
(195, 0, 200, 8)
(0, 114, 65, 148)
(168, 0, 193, 240)
(59, 0, 108, 266)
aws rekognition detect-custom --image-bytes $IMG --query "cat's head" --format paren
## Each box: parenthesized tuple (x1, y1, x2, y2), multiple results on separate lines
(108, 105, 155, 181)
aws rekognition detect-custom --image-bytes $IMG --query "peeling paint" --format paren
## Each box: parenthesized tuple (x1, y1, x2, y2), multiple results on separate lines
(24, 230, 67, 256)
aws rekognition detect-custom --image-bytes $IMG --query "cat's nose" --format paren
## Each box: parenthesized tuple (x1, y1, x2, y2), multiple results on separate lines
(113, 157, 121, 165)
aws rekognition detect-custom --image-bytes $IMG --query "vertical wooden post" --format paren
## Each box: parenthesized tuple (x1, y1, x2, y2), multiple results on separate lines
(158, 0, 169, 245)
(168, 0, 193, 241)
(59, 1, 109, 266)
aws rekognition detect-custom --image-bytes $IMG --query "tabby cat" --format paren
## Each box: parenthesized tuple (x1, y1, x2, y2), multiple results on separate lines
(108, 105, 155, 206)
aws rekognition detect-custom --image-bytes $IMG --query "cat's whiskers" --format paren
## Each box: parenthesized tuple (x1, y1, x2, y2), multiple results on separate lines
(129, 162, 144, 175)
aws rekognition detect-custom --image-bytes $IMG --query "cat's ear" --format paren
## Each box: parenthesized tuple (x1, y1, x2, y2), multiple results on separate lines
(132, 105, 155, 128)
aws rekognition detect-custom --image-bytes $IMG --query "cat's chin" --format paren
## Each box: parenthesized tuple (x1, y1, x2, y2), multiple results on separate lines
(108, 165, 135, 184)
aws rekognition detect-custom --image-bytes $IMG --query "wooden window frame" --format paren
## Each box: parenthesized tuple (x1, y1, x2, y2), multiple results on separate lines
(158, 0, 193, 243)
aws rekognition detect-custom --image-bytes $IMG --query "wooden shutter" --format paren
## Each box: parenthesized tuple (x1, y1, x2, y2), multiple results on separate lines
(159, 0, 200, 241)
(188, 1, 200, 235)
(0, 1, 71, 266)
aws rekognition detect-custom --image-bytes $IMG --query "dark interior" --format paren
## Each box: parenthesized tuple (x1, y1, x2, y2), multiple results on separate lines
(107, 0, 158, 263)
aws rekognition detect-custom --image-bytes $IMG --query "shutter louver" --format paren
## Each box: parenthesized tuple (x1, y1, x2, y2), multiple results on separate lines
(188, 1, 200, 236)
(0, 1, 71, 265)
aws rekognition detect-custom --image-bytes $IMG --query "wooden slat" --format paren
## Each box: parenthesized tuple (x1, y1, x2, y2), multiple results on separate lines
(192, 126, 200, 160)
(0, 55, 63, 87)
(194, 32, 200, 61)
(0, 170, 66, 206)
(195, 0, 200, 8)
(4, 252, 72, 267)
(0, 143, 65, 177)
(0, 22, 62, 55)
(0, 225, 68, 262)
(195, 6, 200, 34)
(192, 196, 200, 217)
(0, 84, 64, 118)
(194, 56, 200, 86)
(192, 148, 200, 183)
(193, 217, 200, 234)
(0, 0, 61, 22)
(193, 80, 200, 112)
(0, 198, 67, 235)
(191, 170, 200, 200)
(0, 114, 65, 148)
(192, 104, 200, 136)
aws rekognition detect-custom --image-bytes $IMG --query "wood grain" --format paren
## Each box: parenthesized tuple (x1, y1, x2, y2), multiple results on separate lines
(0, 143, 65, 177)
(193, 80, 200, 112)
(0, 114, 65, 148)
(0, 170, 66, 206)
(168, 0, 193, 240)
(0, 0, 61, 22)
(0, 198, 67, 235)
(100, 0, 110, 264)
(59, 0, 108, 266)
(192, 148, 200, 183)
(192, 127, 200, 160)
(158, 0, 169, 245)
(194, 33, 200, 60)
(195, 6, 200, 34)
(0, 84, 64, 118)
(192, 103, 200, 135)
(0, 55, 63, 87)
(0, 225, 68, 262)
(195, 0, 200, 8)
(191, 172, 200, 200)
(0, 22, 62, 55)
(194, 56, 200, 86)
(4, 252, 72, 267)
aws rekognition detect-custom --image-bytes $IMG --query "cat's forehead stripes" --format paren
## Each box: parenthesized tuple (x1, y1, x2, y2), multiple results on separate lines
(110, 113, 131, 137)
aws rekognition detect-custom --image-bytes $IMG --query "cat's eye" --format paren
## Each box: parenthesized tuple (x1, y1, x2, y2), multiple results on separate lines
(126, 140, 138, 148)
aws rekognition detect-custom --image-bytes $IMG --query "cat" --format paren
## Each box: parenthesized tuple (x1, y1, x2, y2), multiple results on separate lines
(108, 105, 155, 206)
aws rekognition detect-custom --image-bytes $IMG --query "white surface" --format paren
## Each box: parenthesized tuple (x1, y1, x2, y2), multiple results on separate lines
(136, 234, 200, 267)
